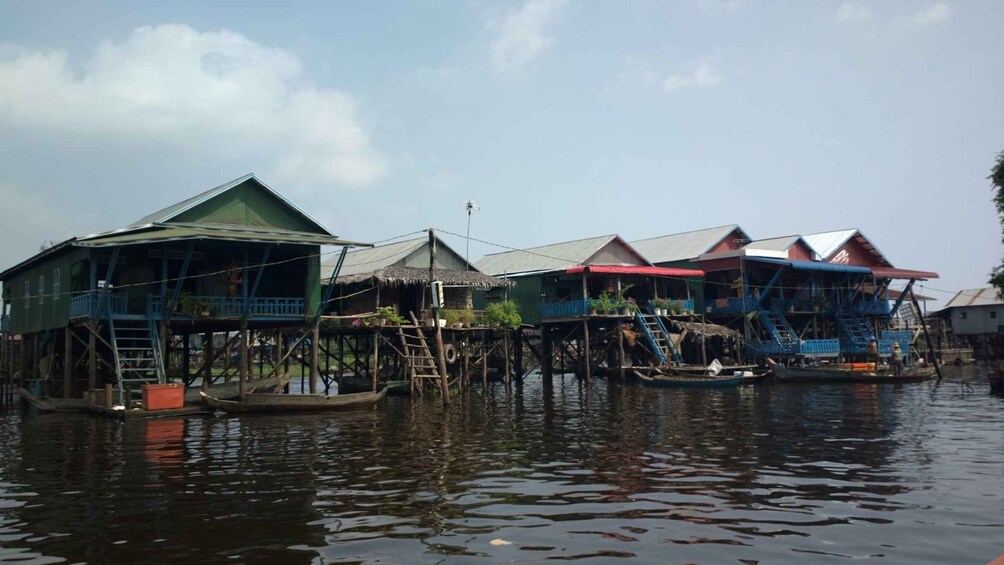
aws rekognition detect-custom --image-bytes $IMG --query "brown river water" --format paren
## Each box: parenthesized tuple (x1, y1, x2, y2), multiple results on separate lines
(0, 367, 1002, 564)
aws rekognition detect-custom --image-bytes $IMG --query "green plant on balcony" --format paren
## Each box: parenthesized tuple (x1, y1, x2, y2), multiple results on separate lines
(442, 308, 461, 327)
(590, 292, 614, 315)
(177, 292, 212, 316)
(652, 298, 670, 315)
(484, 300, 522, 329)
(812, 293, 829, 312)
(377, 306, 408, 325)
(458, 309, 476, 327)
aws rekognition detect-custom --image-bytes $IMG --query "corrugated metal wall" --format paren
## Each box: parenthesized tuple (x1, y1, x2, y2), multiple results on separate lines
(6, 247, 89, 334)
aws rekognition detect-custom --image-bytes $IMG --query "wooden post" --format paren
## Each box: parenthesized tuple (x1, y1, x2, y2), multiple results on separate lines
(182, 333, 191, 385)
(583, 320, 592, 381)
(202, 331, 213, 393)
(482, 340, 488, 389)
(88, 324, 96, 392)
(310, 324, 320, 394)
(514, 328, 524, 379)
(542, 325, 553, 381)
(911, 288, 943, 381)
(616, 322, 625, 379)
(104, 382, 113, 409)
(239, 321, 249, 400)
(503, 330, 511, 384)
(63, 327, 72, 399)
(429, 229, 450, 405)
(372, 329, 379, 392)
(701, 314, 708, 367)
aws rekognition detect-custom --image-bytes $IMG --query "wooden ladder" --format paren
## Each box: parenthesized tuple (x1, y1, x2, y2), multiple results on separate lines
(399, 314, 441, 395)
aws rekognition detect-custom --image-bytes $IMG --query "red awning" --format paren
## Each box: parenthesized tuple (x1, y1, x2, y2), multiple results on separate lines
(566, 265, 704, 277)
(871, 267, 939, 280)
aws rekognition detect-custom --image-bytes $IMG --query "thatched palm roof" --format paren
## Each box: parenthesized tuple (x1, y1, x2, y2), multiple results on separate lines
(333, 266, 514, 289)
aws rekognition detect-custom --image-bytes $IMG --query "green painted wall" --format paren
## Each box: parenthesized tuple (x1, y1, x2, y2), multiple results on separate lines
(506, 275, 544, 326)
(656, 260, 706, 313)
(172, 180, 322, 234)
(6, 248, 90, 334)
(306, 251, 321, 317)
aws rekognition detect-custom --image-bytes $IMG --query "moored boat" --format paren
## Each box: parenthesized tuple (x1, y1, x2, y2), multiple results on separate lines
(772, 366, 856, 383)
(848, 365, 937, 383)
(200, 387, 388, 414)
(18, 388, 89, 412)
(635, 371, 742, 388)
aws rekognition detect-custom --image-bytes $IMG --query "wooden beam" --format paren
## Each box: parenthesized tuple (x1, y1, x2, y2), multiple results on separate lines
(63, 326, 72, 399)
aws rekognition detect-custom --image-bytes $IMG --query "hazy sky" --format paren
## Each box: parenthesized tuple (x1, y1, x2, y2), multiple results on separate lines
(1, 0, 1002, 304)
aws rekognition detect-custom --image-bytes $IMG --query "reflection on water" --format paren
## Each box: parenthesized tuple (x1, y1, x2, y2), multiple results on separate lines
(0, 367, 1002, 564)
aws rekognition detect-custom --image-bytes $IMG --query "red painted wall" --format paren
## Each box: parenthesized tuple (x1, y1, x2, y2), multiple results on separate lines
(708, 228, 746, 254)
(788, 241, 814, 261)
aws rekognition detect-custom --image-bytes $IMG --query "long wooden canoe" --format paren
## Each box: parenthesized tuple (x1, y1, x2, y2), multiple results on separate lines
(200, 387, 388, 414)
(19, 388, 89, 413)
(183, 373, 290, 403)
(774, 365, 936, 384)
(635, 371, 742, 388)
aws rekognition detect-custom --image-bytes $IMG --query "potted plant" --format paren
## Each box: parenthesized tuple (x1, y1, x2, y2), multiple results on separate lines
(484, 300, 522, 329)
(652, 298, 670, 316)
(459, 309, 476, 328)
(591, 292, 614, 315)
(377, 306, 407, 326)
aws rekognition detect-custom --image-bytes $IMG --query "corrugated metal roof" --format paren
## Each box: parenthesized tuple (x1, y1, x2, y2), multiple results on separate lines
(743, 235, 800, 253)
(322, 238, 426, 278)
(944, 288, 1003, 308)
(129, 174, 335, 237)
(476, 234, 626, 276)
(802, 229, 857, 259)
(76, 225, 363, 247)
(802, 229, 890, 266)
(630, 225, 748, 264)
(565, 265, 704, 277)
(871, 267, 939, 280)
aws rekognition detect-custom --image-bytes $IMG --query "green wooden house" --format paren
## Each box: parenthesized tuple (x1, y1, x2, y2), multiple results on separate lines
(0, 174, 364, 401)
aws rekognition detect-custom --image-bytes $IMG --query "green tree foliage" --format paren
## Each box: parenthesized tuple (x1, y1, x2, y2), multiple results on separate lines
(991, 151, 1004, 296)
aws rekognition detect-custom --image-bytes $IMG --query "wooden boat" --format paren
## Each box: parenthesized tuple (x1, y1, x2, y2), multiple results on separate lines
(183, 372, 291, 403)
(849, 365, 937, 383)
(19, 388, 89, 413)
(774, 364, 936, 384)
(635, 371, 742, 388)
(200, 387, 388, 414)
(772, 366, 856, 383)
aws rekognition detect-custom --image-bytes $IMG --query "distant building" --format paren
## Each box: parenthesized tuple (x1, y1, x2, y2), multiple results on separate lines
(939, 288, 1004, 336)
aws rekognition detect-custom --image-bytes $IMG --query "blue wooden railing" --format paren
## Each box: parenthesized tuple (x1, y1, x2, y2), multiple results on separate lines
(149, 296, 306, 318)
(670, 298, 695, 313)
(69, 291, 129, 319)
(0, 314, 8, 333)
(746, 338, 840, 358)
(541, 299, 592, 319)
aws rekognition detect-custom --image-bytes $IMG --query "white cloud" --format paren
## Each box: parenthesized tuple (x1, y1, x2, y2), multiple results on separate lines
(490, 0, 566, 76)
(0, 24, 387, 189)
(911, 3, 951, 25)
(662, 56, 723, 92)
(836, 2, 872, 21)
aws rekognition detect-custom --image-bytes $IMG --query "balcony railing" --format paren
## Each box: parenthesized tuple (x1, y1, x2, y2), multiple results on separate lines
(669, 298, 695, 313)
(0, 314, 9, 333)
(841, 338, 895, 357)
(707, 297, 755, 315)
(746, 338, 840, 358)
(69, 291, 129, 319)
(149, 296, 306, 318)
(541, 299, 592, 319)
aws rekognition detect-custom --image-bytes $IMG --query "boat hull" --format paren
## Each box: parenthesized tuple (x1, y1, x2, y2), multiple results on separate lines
(636, 372, 742, 388)
(201, 387, 388, 414)
(773, 366, 855, 383)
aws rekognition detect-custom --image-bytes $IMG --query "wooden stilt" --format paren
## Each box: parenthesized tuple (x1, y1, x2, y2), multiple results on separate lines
(370, 329, 379, 392)
(429, 229, 450, 405)
(63, 326, 72, 398)
(514, 328, 524, 378)
(583, 320, 592, 381)
(202, 332, 213, 392)
(503, 330, 511, 384)
(88, 324, 96, 392)
(911, 288, 943, 381)
(542, 325, 553, 381)
(239, 321, 248, 400)
(310, 324, 320, 394)
(617, 323, 625, 380)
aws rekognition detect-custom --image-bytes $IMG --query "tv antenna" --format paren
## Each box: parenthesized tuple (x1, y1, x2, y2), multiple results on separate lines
(462, 200, 481, 270)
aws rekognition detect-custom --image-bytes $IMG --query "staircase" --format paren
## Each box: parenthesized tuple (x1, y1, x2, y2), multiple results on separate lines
(398, 321, 442, 395)
(635, 310, 683, 366)
(836, 311, 876, 352)
(759, 310, 798, 344)
(109, 319, 166, 405)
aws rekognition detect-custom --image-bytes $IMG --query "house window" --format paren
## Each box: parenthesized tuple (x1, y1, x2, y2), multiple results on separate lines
(960, 311, 968, 320)
(53, 268, 61, 302)
(38, 275, 44, 305)
(991, 311, 997, 319)
(24, 280, 29, 310)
